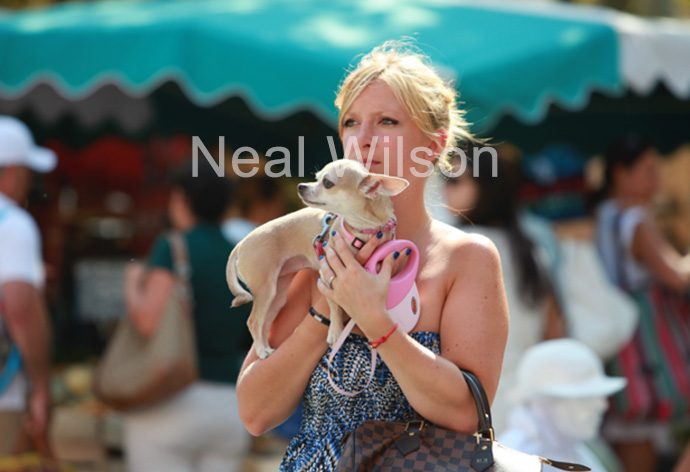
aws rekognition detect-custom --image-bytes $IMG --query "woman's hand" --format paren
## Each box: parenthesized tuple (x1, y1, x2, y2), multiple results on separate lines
(124, 261, 146, 292)
(317, 232, 399, 330)
(124, 265, 175, 337)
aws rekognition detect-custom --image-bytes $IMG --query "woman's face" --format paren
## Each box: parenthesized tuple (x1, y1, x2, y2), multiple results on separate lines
(168, 188, 194, 231)
(541, 396, 608, 442)
(443, 162, 479, 214)
(615, 149, 661, 203)
(0, 166, 32, 204)
(340, 81, 437, 180)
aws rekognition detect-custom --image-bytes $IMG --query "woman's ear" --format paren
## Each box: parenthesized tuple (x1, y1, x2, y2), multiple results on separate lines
(429, 128, 449, 157)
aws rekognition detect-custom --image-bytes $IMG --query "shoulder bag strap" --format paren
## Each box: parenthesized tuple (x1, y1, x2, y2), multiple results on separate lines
(612, 208, 630, 292)
(167, 231, 193, 305)
(0, 207, 23, 395)
(0, 346, 21, 395)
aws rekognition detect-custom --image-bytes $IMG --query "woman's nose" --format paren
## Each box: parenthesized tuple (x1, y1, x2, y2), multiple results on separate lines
(357, 122, 374, 148)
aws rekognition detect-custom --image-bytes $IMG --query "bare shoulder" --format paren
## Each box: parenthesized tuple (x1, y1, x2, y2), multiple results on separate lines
(432, 221, 508, 395)
(431, 220, 500, 270)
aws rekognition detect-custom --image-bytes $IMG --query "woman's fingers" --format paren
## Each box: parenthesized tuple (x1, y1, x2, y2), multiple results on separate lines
(379, 250, 398, 280)
(330, 233, 359, 268)
(318, 248, 338, 287)
(355, 231, 385, 265)
(317, 258, 337, 295)
(317, 275, 334, 295)
(324, 242, 346, 273)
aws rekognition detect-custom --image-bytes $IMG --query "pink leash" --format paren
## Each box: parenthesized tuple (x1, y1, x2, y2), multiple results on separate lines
(326, 239, 421, 397)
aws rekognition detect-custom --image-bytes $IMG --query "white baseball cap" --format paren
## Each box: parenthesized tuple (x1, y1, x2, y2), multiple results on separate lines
(512, 339, 626, 402)
(0, 116, 57, 173)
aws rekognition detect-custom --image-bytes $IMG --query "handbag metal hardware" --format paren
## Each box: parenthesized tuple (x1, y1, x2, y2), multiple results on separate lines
(476, 426, 496, 444)
(404, 420, 425, 432)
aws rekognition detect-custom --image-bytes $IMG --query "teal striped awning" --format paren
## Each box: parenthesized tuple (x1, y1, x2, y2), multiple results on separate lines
(0, 0, 636, 130)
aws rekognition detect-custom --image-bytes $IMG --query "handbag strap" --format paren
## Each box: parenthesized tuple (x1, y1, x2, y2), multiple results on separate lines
(612, 208, 630, 292)
(0, 346, 21, 396)
(461, 370, 494, 440)
(167, 232, 193, 304)
(0, 207, 22, 396)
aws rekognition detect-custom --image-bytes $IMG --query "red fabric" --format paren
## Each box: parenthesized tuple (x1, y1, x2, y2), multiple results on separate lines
(45, 137, 145, 190)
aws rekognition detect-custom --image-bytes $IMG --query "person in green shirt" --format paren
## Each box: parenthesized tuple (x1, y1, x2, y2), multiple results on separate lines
(123, 158, 251, 472)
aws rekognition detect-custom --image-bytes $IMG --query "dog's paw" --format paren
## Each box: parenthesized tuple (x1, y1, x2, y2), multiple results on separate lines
(257, 347, 276, 359)
(327, 329, 343, 346)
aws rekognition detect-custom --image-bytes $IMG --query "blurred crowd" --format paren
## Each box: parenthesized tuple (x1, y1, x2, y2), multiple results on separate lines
(1, 116, 690, 472)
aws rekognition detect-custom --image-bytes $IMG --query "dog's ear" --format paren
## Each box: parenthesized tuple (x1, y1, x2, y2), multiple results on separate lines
(360, 173, 409, 198)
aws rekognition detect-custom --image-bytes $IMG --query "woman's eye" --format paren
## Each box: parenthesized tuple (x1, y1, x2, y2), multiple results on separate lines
(323, 178, 334, 189)
(381, 117, 398, 125)
(343, 119, 356, 127)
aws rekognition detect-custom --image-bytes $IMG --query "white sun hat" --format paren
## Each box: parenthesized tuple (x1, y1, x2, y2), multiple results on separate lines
(0, 116, 57, 173)
(512, 339, 626, 403)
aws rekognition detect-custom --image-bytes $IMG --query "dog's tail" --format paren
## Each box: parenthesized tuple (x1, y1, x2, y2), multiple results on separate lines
(226, 247, 253, 307)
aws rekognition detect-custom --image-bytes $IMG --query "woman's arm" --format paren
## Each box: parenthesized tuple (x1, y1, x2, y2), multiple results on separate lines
(236, 270, 330, 436)
(124, 263, 175, 337)
(237, 233, 387, 436)
(319, 231, 509, 433)
(631, 220, 690, 292)
(543, 293, 566, 340)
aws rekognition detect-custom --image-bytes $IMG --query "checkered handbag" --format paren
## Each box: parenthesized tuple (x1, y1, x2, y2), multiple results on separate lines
(335, 371, 590, 472)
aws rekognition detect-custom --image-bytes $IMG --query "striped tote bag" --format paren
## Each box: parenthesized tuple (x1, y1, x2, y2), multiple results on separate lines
(606, 284, 690, 422)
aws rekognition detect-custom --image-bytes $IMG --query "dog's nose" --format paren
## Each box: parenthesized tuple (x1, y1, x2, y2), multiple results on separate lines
(297, 183, 308, 194)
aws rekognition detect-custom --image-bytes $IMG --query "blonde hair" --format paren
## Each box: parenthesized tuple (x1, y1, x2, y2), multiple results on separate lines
(335, 40, 475, 171)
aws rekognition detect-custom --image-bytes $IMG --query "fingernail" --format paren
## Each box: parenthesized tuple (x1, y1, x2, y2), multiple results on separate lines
(394, 251, 400, 259)
(331, 231, 336, 236)
(405, 248, 411, 255)
(319, 255, 324, 260)
(322, 241, 327, 247)
(377, 232, 383, 239)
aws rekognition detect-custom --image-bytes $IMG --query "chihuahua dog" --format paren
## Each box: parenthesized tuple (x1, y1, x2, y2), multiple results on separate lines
(226, 159, 409, 359)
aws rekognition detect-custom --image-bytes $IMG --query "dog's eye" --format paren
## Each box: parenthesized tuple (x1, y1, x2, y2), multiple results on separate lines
(323, 178, 334, 189)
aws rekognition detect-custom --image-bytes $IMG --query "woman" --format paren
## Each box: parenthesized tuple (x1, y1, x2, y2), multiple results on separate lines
(443, 147, 564, 434)
(123, 159, 250, 472)
(594, 135, 690, 472)
(237, 42, 509, 471)
(596, 136, 690, 293)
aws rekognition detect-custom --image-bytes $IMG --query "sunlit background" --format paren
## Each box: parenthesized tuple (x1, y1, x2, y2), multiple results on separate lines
(0, 0, 689, 471)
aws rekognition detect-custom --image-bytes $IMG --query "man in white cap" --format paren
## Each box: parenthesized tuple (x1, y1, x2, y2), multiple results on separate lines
(500, 339, 627, 472)
(0, 116, 56, 455)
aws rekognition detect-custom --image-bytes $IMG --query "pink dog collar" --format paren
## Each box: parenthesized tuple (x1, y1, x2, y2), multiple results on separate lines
(339, 217, 397, 250)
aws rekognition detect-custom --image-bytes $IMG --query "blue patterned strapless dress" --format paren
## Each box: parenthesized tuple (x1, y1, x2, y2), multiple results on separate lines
(279, 331, 441, 472)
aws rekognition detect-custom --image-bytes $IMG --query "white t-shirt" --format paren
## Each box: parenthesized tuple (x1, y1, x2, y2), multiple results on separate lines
(221, 217, 257, 246)
(595, 199, 653, 292)
(0, 192, 45, 410)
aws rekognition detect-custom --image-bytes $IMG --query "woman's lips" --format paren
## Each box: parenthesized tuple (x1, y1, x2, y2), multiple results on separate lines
(345, 156, 382, 168)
